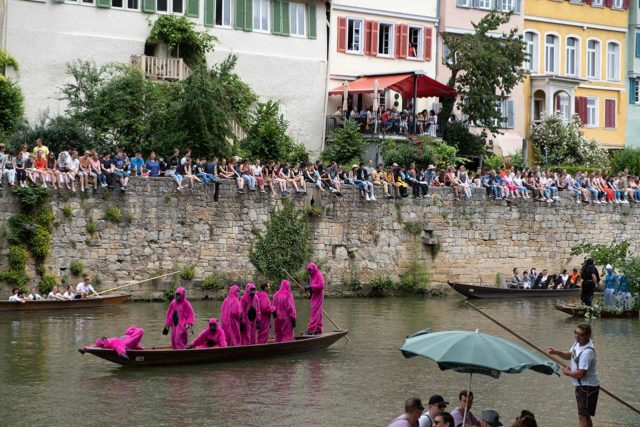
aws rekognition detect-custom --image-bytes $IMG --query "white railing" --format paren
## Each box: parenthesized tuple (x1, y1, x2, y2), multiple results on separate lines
(131, 55, 191, 81)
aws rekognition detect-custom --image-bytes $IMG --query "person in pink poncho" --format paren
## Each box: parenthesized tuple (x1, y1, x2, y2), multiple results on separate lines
(93, 326, 145, 359)
(221, 285, 243, 347)
(187, 317, 228, 349)
(306, 262, 325, 335)
(273, 280, 297, 342)
(256, 282, 275, 344)
(240, 283, 259, 345)
(162, 287, 195, 349)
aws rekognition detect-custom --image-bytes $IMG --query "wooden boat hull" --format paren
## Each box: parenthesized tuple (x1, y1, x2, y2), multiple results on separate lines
(554, 304, 639, 319)
(0, 294, 131, 312)
(81, 330, 349, 366)
(448, 281, 581, 299)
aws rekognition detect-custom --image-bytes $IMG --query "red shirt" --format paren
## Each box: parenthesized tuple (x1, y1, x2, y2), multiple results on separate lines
(35, 158, 46, 170)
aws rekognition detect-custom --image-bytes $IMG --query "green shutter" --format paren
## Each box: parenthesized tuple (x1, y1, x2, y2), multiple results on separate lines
(97, 0, 111, 8)
(204, 0, 215, 26)
(281, 0, 289, 36)
(243, 0, 253, 31)
(142, 0, 155, 12)
(307, 4, 316, 39)
(631, 79, 637, 105)
(187, 0, 199, 17)
(235, 0, 245, 29)
(636, 32, 640, 58)
(53, 0, 65, 3)
(272, 0, 282, 35)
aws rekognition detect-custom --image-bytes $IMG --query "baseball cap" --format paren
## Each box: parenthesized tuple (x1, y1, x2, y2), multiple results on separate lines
(428, 395, 449, 406)
(481, 410, 503, 427)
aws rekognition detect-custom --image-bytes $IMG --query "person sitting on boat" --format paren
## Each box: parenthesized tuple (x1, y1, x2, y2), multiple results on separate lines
(533, 270, 550, 289)
(163, 287, 195, 350)
(273, 280, 297, 342)
(256, 282, 275, 344)
(616, 273, 631, 310)
(240, 283, 259, 345)
(560, 269, 570, 288)
(570, 268, 582, 287)
(28, 287, 43, 301)
(603, 265, 618, 309)
(47, 285, 65, 300)
(8, 288, 26, 303)
(529, 268, 538, 285)
(94, 326, 145, 359)
(63, 285, 76, 300)
(509, 268, 521, 287)
(306, 262, 325, 335)
(187, 318, 227, 349)
(76, 273, 98, 298)
(521, 271, 532, 289)
(221, 285, 242, 347)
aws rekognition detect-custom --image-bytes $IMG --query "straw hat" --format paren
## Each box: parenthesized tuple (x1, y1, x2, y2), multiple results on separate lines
(427, 164, 436, 170)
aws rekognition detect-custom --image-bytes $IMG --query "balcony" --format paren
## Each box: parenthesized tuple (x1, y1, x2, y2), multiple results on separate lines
(325, 116, 443, 140)
(131, 55, 191, 82)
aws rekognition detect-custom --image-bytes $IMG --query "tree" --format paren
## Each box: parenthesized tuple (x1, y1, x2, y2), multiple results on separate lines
(321, 120, 367, 165)
(440, 12, 525, 138)
(611, 148, 640, 175)
(0, 49, 19, 75)
(148, 15, 217, 67)
(444, 121, 486, 157)
(381, 136, 466, 169)
(0, 49, 23, 142)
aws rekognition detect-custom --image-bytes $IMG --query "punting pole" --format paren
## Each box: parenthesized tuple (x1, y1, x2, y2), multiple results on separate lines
(93, 271, 181, 297)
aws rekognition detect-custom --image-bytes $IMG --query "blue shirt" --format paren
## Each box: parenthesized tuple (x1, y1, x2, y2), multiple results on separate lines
(129, 157, 145, 172)
(604, 272, 618, 290)
(618, 274, 629, 293)
(145, 160, 160, 177)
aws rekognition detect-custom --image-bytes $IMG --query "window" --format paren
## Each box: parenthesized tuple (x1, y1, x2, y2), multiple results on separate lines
(545, 34, 559, 74)
(456, 0, 471, 6)
(605, 99, 616, 128)
(586, 97, 598, 127)
(478, 0, 492, 9)
(612, 0, 623, 8)
(558, 95, 570, 121)
(635, 78, 640, 104)
(347, 19, 363, 53)
(566, 37, 579, 77)
(378, 23, 394, 56)
(157, 0, 182, 13)
(587, 39, 600, 79)
(606, 42, 620, 81)
(66, 0, 95, 4)
(215, 0, 232, 27)
(112, 0, 139, 9)
(253, 0, 269, 32)
(494, 100, 514, 128)
(289, 3, 305, 37)
(524, 32, 538, 72)
(592, 0, 603, 5)
(499, 0, 514, 11)
(408, 26, 423, 59)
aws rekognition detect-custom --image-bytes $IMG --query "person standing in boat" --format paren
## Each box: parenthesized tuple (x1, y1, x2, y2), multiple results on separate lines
(306, 262, 325, 335)
(221, 285, 242, 347)
(188, 318, 227, 349)
(240, 283, 259, 345)
(581, 259, 599, 307)
(273, 280, 297, 342)
(602, 265, 618, 309)
(256, 282, 275, 344)
(163, 287, 195, 350)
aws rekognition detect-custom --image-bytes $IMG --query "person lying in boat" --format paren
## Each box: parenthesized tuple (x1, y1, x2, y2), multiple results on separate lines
(94, 326, 145, 359)
(63, 285, 76, 300)
(186, 318, 227, 349)
(28, 287, 43, 301)
(76, 273, 98, 298)
(8, 288, 26, 303)
(47, 286, 66, 300)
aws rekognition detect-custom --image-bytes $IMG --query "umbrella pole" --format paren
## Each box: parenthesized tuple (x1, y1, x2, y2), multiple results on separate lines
(462, 373, 472, 427)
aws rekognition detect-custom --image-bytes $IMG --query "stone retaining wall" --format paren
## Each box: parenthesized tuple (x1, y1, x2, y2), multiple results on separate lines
(0, 179, 636, 298)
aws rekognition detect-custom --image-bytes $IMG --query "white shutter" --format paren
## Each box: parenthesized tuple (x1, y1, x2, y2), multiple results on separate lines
(506, 100, 515, 129)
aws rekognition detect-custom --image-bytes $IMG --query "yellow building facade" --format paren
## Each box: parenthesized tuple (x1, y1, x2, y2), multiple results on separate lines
(524, 0, 628, 149)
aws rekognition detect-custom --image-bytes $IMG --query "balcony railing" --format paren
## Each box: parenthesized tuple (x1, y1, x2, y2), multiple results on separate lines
(326, 116, 444, 139)
(131, 55, 191, 82)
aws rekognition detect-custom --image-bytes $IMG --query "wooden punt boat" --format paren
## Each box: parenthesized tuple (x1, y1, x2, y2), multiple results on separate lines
(80, 330, 349, 366)
(0, 294, 131, 312)
(554, 304, 639, 319)
(448, 281, 581, 299)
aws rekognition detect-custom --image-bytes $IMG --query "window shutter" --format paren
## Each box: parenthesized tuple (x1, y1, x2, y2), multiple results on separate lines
(605, 99, 615, 127)
(623, 0, 629, 9)
(630, 79, 636, 104)
(364, 21, 373, 55)
(370, 21, 378, 54)
(187, 0, 199, 17)
(575, 96, 586, 124)
(235, 0, 245, 29)
(424, 27, 433, 61)
(307, 4, 316, 39)
(142, 0, 155, 12)
(585, 0, 592, 4)
(337, 17, 347, 52)
(97, 0, 111, 8)
(395, 24, 402, 58)
(506, 100, 514, 128)
(604, 0, 613, 7)
(272, 0, 282, 35)
(53, 0, 65, 3)
(243, 0, 252, 31)
(204, 0, 214, 26)
(282, 1, 290, 36)
(399, 24, 408, 59)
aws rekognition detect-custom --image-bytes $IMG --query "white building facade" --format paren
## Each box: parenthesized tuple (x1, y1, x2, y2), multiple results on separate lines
(0, 0, 328, 156)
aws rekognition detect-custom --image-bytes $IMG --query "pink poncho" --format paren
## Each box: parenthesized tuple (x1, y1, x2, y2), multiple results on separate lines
(256, 288, 275, 344)
(190, 318, 228, 349)
(306, 263, 324, 334)
(95, 326, 145, 358)
(273, 280, 297, 342)
(164, 287, 195, 349)
(220, 285, 242, 347)
(240, 283, 259, 345)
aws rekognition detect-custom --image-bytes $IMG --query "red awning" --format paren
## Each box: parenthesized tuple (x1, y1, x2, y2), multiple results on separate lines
(329, 72, 456, 98)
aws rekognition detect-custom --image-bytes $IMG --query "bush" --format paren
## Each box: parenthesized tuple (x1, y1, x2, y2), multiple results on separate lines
(29, 225, 51, 260)
(149, 15, 217, 67)
(399, 264, 431, 293)
(62, 206, 73, 219)
(38, 273, 58, 295)
(8, 245, 28, 271)
(321, 120, 367, 165)
(13, 185, 50, 212)
(180, 265, 196, 280)
(86, 219, 97, 235)
(201, 275, 224, 291)
(369, 275, 394, 297)
(0, 270, 30, 290)
(0, 76, 24, 141)
(69, 260, 85, 276)
(611, 148, 640, 175)
(302, 205, 322, 218)
(482, 154, 504, 172)
(444, 121, 486, 157)
(381, 136, 466, 169)
(104, 205, 122, 223)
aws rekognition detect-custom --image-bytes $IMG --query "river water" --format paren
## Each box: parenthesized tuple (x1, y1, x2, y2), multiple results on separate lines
(0, 295, 638, 427)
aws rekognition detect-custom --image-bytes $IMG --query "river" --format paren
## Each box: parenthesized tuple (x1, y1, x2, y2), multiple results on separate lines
(0, 295, 638, 427)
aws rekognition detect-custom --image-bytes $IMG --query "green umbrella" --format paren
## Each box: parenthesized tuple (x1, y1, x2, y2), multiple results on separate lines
(399, 329, 560, 425)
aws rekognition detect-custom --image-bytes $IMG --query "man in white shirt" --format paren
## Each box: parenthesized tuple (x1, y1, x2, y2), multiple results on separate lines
(76, 273, 98, 298)
(549, 323, 600, 427)
(8, 288, 26, 303)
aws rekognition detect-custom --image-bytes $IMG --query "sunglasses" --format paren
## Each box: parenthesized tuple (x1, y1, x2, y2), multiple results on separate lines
(574, 331, 586, 336)
(438, 404, 447, 409)
(434, 421, 443, 425)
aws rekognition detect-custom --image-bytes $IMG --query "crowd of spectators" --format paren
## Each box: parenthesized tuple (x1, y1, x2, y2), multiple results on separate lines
(2, 139, 640, 205)
(333, 105, 442, 136)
